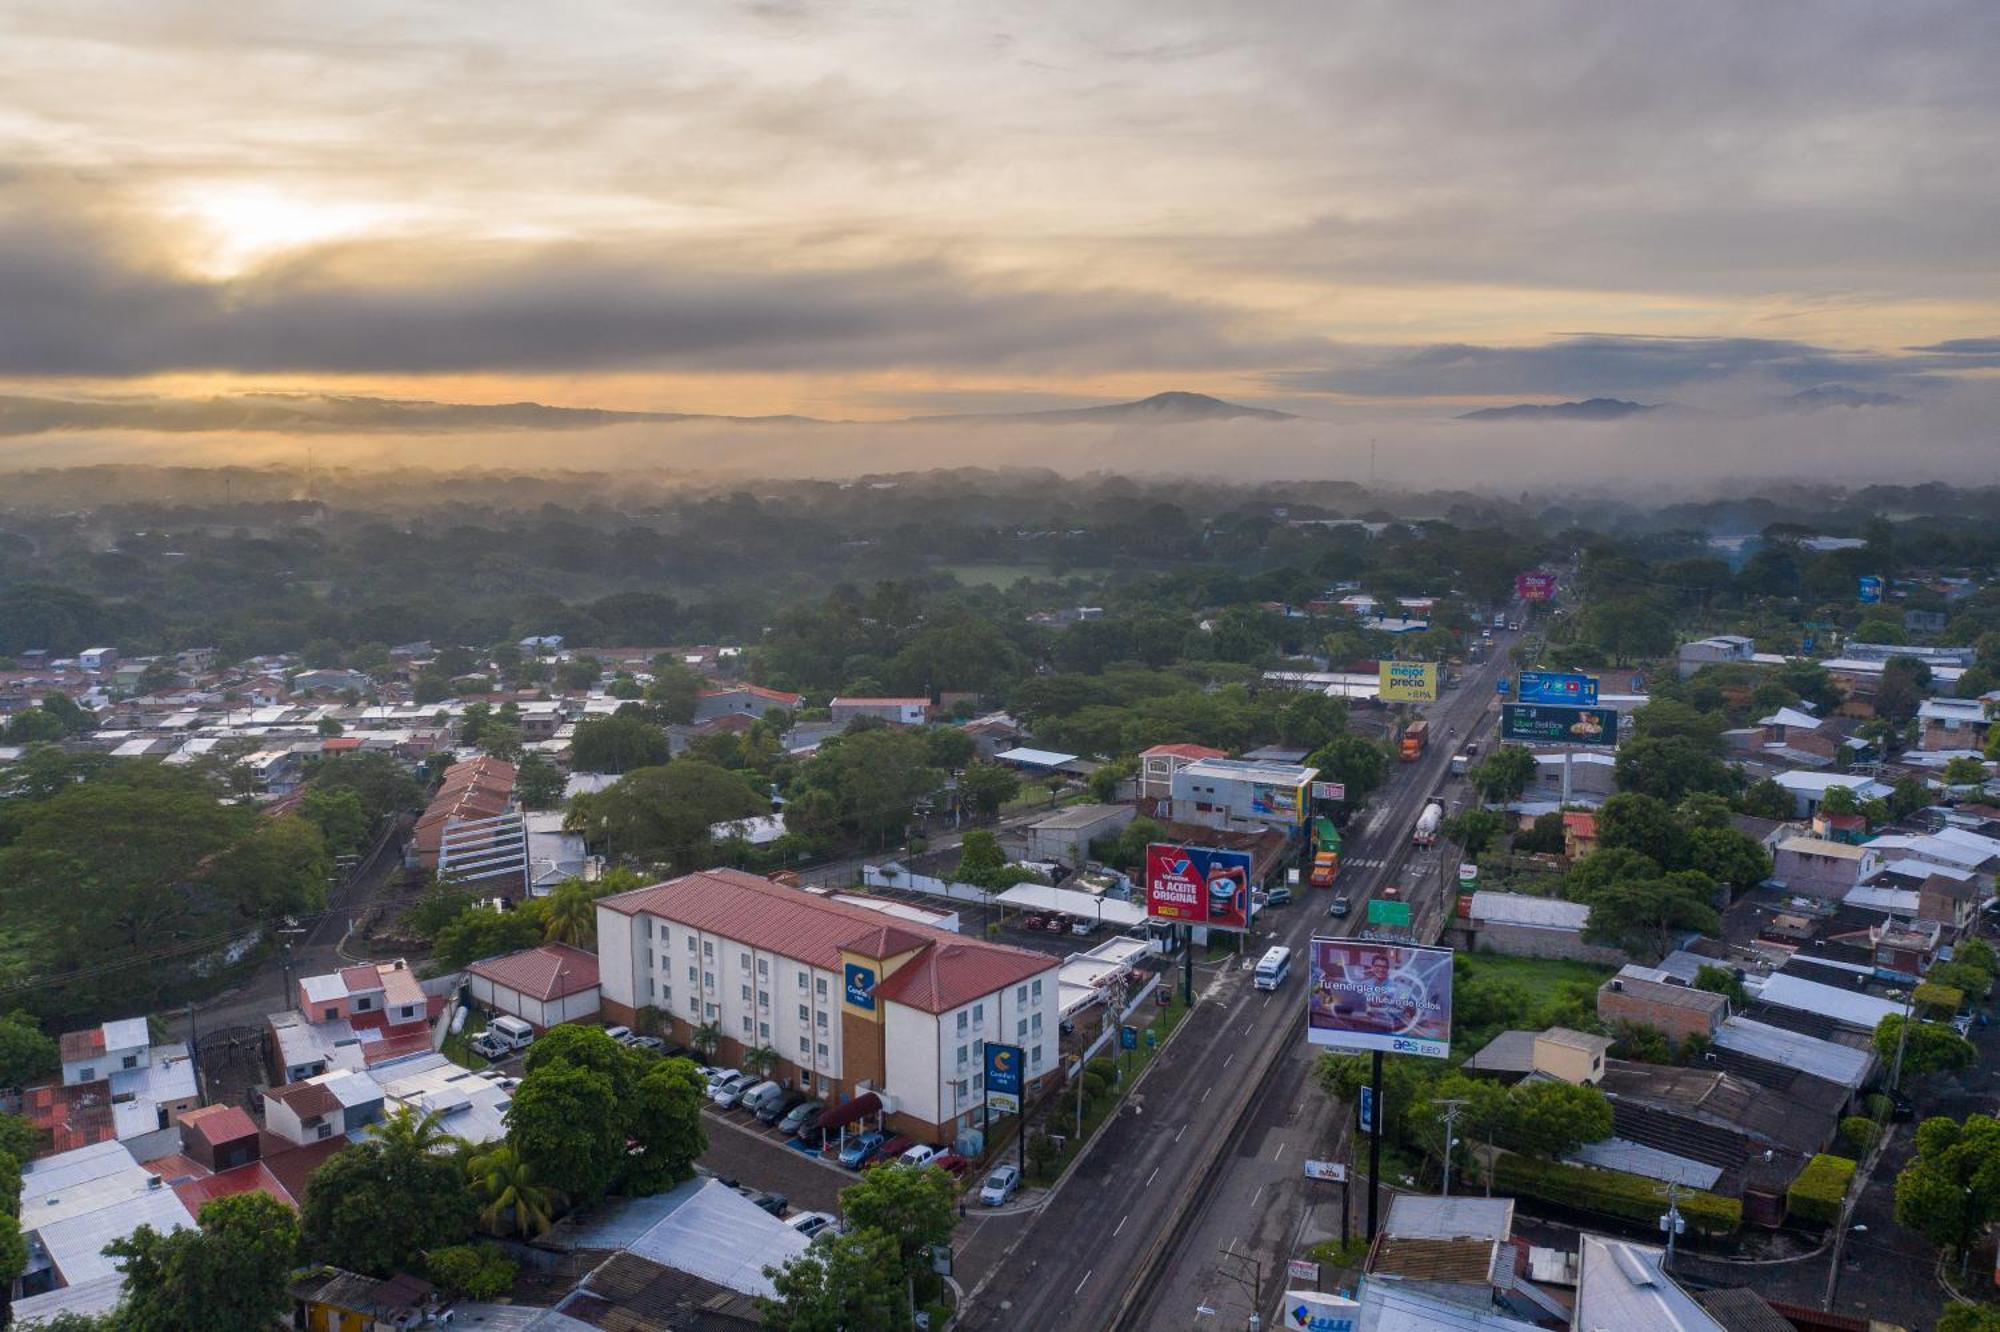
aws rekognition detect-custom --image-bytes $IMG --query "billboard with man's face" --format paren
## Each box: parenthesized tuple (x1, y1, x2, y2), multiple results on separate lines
(1145, 843, 1253, 931)
(1306, 939, 1453, 1059)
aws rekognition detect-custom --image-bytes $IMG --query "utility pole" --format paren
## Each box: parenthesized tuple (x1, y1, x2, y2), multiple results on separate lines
(1366, 1049, 1384, 1240)
(1435, 1098, 1467, 1197)
(1889, 987, 1915, 1090)
(1659, 1182, 1687, 1270)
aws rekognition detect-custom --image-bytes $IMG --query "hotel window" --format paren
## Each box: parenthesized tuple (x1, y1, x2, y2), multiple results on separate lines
(661, 986, 672, 1006)
(705, 1003, 718, 1019)
(758, 990, 770, 1008)
(647, 978, 655, 998)
(816, 977, 829, 998)
(703, 941, 713, 957)
(759, 1021, 771, 1040)
(817, 1042, 830, 1059)
(1017, 1019, 1028, 1039)
(798, 1004, 811, 1023)
(799, 1037, 811, 1054)
(973, 1074, 984, 1092)
(1032, 978, 1043, 999)
(800, 1071, 813, 1089)
(687, 965, 697, 985)
(687, 936, 697, 953)
(644, 919, 653, 938)
(956, 1044, 968, 1067)
(1031, 1013, 1042, 1034)
(646, 948, 654, 969)
(1016, 984, 1027, 1005)
(741, 984, 752, 1002)
(757, 959, 768, 977)
(956, 1011, 968, 1034)
(1033, 1043, 1044, 1068)
(704, 971, 715, 989)
(816, 1011, 829, 1029)
(742, 1016, 753, 1034)
(972, 1002, 984, 1022)
(740, 952, 751, 970)
(798, 970, 810, 989)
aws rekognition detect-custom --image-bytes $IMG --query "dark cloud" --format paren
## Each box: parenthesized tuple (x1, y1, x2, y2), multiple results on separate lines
(1267, 334, 1954, 399)
(1906, 337, 2000, 355)
(0, 203, 1313, 378)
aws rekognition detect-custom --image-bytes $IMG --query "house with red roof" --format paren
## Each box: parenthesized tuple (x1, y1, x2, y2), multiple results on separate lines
(1138, 742, 1227, 802)
(596, 869, 1060, 1142)
(467, 942, 602, 1030)
(693, 683, 804, 724)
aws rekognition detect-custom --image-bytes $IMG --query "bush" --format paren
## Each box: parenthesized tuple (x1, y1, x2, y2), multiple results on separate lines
(1786, 1154, 1857, 1228)
(1085, 1056, 1117, 1082)
(1865, 1093, 1895, 1123)
(426, 1242, 519, 1300)
(1840, 1116, 1883, 1156)
(1914, 981, 1964, 1017)
(1490, 1153, 1741, 1236)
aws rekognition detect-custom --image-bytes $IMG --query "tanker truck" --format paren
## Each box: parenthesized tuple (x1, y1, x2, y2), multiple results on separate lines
(1412, 800, 1443, 847)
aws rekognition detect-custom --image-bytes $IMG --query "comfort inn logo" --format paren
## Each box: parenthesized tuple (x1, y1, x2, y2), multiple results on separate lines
(843, 962, 877, 1010)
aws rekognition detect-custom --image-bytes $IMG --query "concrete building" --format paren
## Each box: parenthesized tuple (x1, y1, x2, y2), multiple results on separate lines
(828, 696, 930, 726)
(78, 647, 119, 673)
(263, 1069, 384, 1146)
(1456, 892, 1626, 966)
(1167, 757, 1316, 834)
(595, 869, 1060, 1141)
(1920, 696, 1996, 752)
(1770, 771, 1892, 818)
(1770, 836, 1878, 899)
(693, 683, 804, 723)
(1677, 635, 1755, 677)
(1137, 742, 1226, 802)
(1023, 803, 1135, 866)
(1596, 967, 1727, 1046)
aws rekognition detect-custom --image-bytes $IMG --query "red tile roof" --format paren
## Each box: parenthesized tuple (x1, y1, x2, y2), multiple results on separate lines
(1141, 743, 1227, 761)
(469, 943, 601, 1001)
(874, 941, 1054, 1015)
(267, 1080, 341, 1120)
(830, 697, 930, 706)
(258, 1134, 349, 1202)
(340, 965, 384, 994)
(1563, 812, 1598, 836)
(698, 684, 803, 706)
(57, 1026, 107, 1062)
(180, 1103, 259, 1147)
(599, 870, 1055, 1014)
(166, 1160, 299, 1211)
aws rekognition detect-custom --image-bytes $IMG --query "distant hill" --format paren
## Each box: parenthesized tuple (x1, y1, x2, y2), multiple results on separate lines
(1457, 398, 1659, 422)
(1782, 385, 1912, 410)
(906, 391, 1296, 425)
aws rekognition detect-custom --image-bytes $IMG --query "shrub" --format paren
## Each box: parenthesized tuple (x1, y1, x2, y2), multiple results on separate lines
(1490, 1153, 1740, 1236)
(1914, 981, 1964, 1017)
(1787, 1154, 1858, 1228)
(1840, 1116, 1883, 1156)
(427, 1243, 519, 1300)
(1865, 1093, 1894, 1122)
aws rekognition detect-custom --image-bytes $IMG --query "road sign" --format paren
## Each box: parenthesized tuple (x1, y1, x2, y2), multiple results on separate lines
(1367, 899, 1411, 927)
(1120, 1025, 1138, 1050)
(1145, 1028, 1157, 1049)
(1287, 1259, 1322, 1283)
(1303, 1159, 1347, 1182)
(1359, 1085, 1374, 1132)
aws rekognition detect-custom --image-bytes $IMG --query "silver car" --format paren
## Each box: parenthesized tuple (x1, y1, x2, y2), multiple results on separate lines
(979, 1164, 1020, 1206)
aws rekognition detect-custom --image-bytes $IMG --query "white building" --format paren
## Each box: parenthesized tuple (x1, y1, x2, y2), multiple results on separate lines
(596, 869, 1060, 1141)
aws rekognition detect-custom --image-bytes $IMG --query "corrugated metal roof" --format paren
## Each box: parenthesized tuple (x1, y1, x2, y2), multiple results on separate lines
(1713, 1016, 1873, 1089)
(1468, 891, 1588, 931)
(1752, 973, 1903, 1031)
(1573, 1234, 1727, 1332)
(1566, 1138, 1724, 1190)
(1384, 1196, 1513, 1241)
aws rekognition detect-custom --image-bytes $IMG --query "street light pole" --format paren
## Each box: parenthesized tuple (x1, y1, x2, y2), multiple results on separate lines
(1436, 1098, 1467, 1197)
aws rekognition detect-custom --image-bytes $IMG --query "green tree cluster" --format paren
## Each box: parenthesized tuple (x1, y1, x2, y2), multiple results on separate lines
(509, 1026, 707, 1200)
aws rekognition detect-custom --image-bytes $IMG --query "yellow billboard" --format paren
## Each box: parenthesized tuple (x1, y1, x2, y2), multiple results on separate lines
(1379, 660, 1440, 703)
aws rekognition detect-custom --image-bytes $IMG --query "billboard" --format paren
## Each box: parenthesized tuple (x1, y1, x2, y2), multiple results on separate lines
(843, 962, 877, 1011)
(1516, 670, 1599, 707)
(1378, 660, 1440, 703)
(1311, 780, 1346, 802)
(985, 1042, 1024, 1114)
(1858, 574, 1884, 604)
(1500, 702, 1619, 747)
(1145, 843, 1253, 931)
(1515, 571, 1558, 602)
(1307, 938, 1454, 1059)
(1250, 781, 1303, 822)
(1283, 1292, 1360, 1332)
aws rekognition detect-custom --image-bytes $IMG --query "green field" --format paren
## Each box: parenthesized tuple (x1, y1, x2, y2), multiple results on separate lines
(1456, 952, 1616, 990)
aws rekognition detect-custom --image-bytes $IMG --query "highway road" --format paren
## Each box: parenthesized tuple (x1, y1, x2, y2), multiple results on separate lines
(961, 619, 1526, 1331)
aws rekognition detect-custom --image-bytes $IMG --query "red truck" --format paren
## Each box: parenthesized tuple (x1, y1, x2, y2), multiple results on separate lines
(1400, 719, 1429, 761)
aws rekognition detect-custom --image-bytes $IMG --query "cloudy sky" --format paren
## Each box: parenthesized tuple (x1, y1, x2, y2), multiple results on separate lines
(2, 0, 1996, 434)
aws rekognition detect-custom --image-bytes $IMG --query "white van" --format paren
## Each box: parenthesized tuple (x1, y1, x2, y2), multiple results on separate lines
(488, 1015, 536, 1051)
(738, 1080, 785, 1116)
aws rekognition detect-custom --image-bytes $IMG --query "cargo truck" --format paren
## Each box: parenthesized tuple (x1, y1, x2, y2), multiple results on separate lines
(1400, 718, 1429, 761)
(1413, 800, 1443, 846)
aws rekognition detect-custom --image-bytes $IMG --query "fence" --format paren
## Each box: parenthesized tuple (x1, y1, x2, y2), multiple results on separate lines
(1078, 973, 1162, 1063)
(861, 863, 994, 904)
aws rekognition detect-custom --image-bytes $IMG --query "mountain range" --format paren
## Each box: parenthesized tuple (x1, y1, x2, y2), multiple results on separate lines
(1456, 397, 1660, 422)
(0, 389, 1294, 436)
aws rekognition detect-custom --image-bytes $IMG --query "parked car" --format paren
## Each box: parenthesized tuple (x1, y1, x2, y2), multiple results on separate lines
(838, 1131, 886, 1169)
(1266, 886, 1293, 907)
(603, 1025, 635, 1045)
(485, 1015, 536, 1052)
(1022, 913, 1047, 930)
(628, 1035, 666, 1053)
(865, 1135, 915, 1167)
(469, 1032, 512, 1061)
(899, 1144, 944, 1168)
(702, 1065, 740, 1089)
(744, 1190, 789, 1217)
(758, 1090, 809, 1125)
(712, 1075, 757, 1109)
(932, 1152, 970, 1178)
(980, 1164, 1021, 1206)
(788, 1211, 838, 1239)
(779, 1099, 826, 1136)
(737, 1080, 785, 1116)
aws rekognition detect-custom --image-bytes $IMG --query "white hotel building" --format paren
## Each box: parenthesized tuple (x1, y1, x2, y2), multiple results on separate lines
(596, 869, 1062, 1141)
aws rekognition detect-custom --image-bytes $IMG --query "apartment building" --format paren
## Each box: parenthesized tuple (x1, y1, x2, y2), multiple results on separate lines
(596, 869, 1060, 1141)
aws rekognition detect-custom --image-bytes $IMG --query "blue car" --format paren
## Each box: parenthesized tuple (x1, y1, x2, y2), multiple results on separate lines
(838, 1131, 886, 1169)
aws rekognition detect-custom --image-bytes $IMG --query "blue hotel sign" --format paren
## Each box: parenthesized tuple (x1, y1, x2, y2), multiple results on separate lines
(843, 962, 877, 1010)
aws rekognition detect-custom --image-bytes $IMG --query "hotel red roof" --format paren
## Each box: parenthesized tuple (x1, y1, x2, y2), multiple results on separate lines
(468, 942, 601, 1001)
(180, 1103, 259, 1148)
(600, 870, 1055, 1013)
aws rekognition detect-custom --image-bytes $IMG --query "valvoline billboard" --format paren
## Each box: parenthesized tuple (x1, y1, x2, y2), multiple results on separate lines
(1145, 843, 1252, 931)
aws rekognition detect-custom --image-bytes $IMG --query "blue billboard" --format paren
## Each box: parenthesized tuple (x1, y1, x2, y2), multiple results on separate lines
(1516, 670, 1599, 706)
(843, 961, 877, 1011)
(1859, 575, 1884, 604)
(985, 1042, 1024, 1113)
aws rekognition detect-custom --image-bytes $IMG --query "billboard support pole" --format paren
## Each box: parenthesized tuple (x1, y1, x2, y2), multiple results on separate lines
(1182, 924, 1194, 1007)
(1366, 1049, 1383, 1242)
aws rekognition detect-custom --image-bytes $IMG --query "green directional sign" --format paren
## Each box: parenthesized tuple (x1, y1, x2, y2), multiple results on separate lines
(1367, 899, 1411, 926)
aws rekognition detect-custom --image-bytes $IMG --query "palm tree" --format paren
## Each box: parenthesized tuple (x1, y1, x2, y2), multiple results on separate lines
(692, 1021, 723, 1062)
(543, 879, 597, 945)
(367, 1105, 457, 1162)
(743, 1045, 779, 1080)
(467, 1143, 558, 1237)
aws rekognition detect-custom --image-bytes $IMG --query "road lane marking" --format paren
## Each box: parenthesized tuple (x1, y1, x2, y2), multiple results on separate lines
(1202, 1086, 1212, 1103)
(1273, 1142, 1286, 1160)
(1176, 1123, 1188, 1142)
(1147, 1166, 1160, 1187)
(1075, 1270, 1092, 1296)
(1223, 1053, 1234, 1069)
(1252, 1184, 1264, 1208)
(1114, 1214, 1127, 1236)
